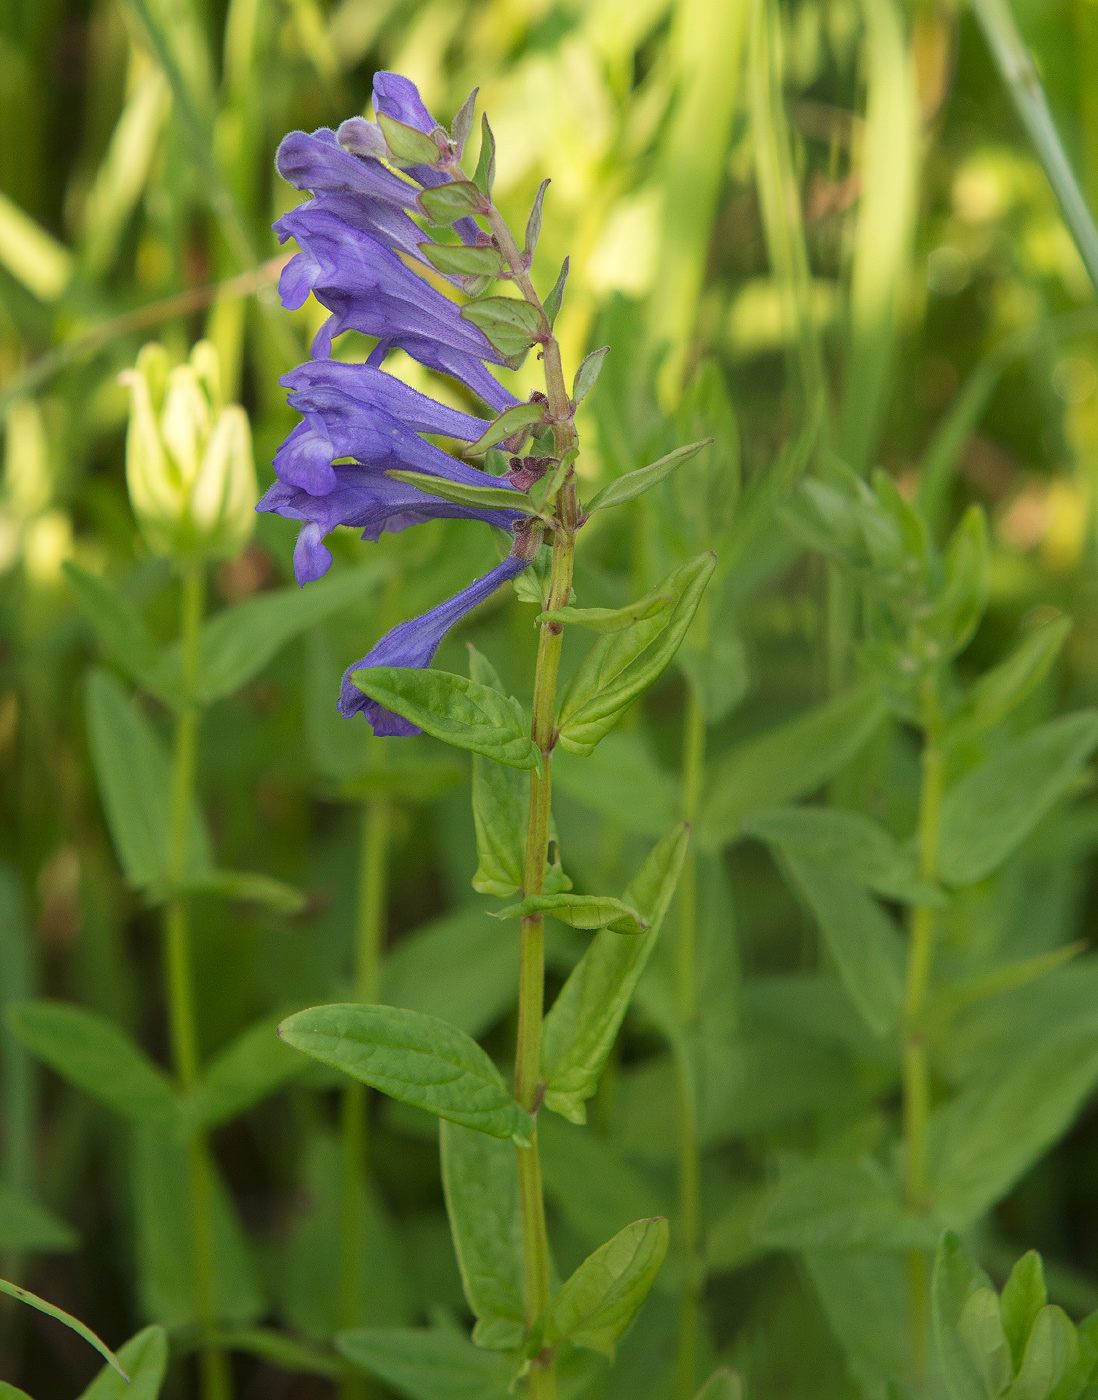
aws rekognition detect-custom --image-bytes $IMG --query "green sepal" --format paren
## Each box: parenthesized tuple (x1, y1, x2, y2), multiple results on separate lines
(528, 451, 575, 515)
(467, 401, 547, 454)
(384, 468, 529, 513)
(584, 439, 712, 514)
(543, 257, 569, 327)
(493, 893, 647, 934)
(419, 241, 503, 278)
(349, 667, 542, 772)
(450, 86, 479, 155)
(376, 112, 441, 167)
(524, 178, 550, 260)
(418, 180, 484, 226)
(557, 553, 715, 757)
(472, 114, 495, 197)
(531, 1217, 669, 1359)
(277, 1003, 533, 1145)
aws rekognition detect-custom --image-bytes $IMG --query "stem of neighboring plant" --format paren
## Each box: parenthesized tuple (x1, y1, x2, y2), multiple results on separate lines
(484, 194, 576, 1400)
(902, 675, 943, 1387)
(164, 559, 230, 1400)
(339, 755, 389, 1400)
(673, 662, 707, 1400)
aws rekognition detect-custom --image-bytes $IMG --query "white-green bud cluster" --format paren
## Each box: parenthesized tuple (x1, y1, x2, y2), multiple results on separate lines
(119, 340, 257, 559)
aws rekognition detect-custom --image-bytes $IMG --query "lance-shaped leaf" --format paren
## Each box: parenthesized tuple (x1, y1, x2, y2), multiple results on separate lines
(466, 400, 547, 455)
(0, 1279, 128, 1380)
(945, 615, 1071, 753)
(494, 893, 647, 934)
(7, 1000, 181, 1131)
(557, 554, 715, 757)
(64, 563, 173, 705)
(350, 668, 541, 772)
(419, 180, 485, 226)
(544, 257, 569, 328)
(439, 1122, 525, 1351)
(188, 561, 390, 704)
(461, 296, 545, 363)
(538, 590, 672, 633)
(533, 1217, 669, 1359)
(182, 1017, 305, 1131)
(337, 1327, 515, 1398)
(278, 1004, 532, 1144)
(419, 242, 504, 278)
(472, 115, 496, 198)
(572, 347, 609, 407)
(468, 647, 525, 897)
(698, 686, 886, 847)
(694, 1371, 743, 1400)
(80, 1325, 167, 1400)
(450, 87, 479, 155)
(84, 668, 212, 891)
(937, 711, 1098, 887)
(524, 178, 550, 260)
(376, 112, 441, 166)
(584, 440, 712, 514)
(933, 1232, 998, 1400)
(180, 868, 305, 914)
(0, 1185, 77, 1253)
(541, 824, 689, 1122)
(744, 806, 944, 906)
(384, 469, 530, 513)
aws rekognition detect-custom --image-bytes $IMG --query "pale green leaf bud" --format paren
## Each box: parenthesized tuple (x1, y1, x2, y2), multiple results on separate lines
(119, 339, 257, 559)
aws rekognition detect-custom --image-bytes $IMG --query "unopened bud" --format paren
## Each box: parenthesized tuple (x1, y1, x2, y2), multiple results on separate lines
(119, 340, 257, 559)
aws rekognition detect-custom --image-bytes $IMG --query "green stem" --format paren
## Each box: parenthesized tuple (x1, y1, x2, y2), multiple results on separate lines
(339, 786, 390, 1400)
(902, 680, 943, 1387)
(674, 683, 706, 1400)
(163, 561, 230, 1400)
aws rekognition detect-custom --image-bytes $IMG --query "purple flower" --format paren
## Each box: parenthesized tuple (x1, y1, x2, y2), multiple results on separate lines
(339, 556, 528, 732)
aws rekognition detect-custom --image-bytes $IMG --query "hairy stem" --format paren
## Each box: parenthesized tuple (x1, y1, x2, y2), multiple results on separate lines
(163, 561, 230, 1400)
(902, 680, 943, 1386)
(339, 779, 390, 1400)
(673, 681, 706, 1400)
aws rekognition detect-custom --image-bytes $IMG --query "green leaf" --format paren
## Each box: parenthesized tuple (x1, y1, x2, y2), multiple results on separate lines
(472, 115, 496, 198)
(584, 440, 711, 514)
(0, 1184, 77, 1252)
(419, 181, 486, 226)
(79, 1327, 167, 1400)
(926, 945, 1082, 1024)
(537, 589, 672, 634)
(543, 257, 568, 328)
(349, 668, 541, 771)
(460, 296, 544, 362)
(542, 824, 689, 1122)
(929, 1025, 1098, 1226)
(929, 504, 991, 658)
(536, 1216, 669, 1359)
(183, 1017, 304, 1131)
(0, 1380, 34, 1399)
(957, 1288, 1013, 1400)
(384, 469, 529, 513)
(376, 112, 441, 166)
(947, 616, 1072, 752)
(7, 1000, 180, 1130)
(934, 1233, 997, 1400)
(776, 855, 905, 1037)
(524, 178, 550, 261)
(1004, 1307, 1078, 1400)
(131, 1127, 264, 1328)
(468, 646, 525, 898)
(698, 687, 886, 847)
(450, 86, 479, 154)
(0, 1278, 128, 1380)
(420, 242, 504, 278)
(84, 668, 211, 891)
(1001, 1252, 1048, 1374)
(191, 562, 390, 704)
(937, 712, 1098, 886)
(804, 1250, 910, 1394)
(64, 563, 172, 704)
(743, 805, 944, 905)
(557, 553, 715, 758)
(439, 1121, 525, 1351)
(677, 629, 748, 726)
(181, 867, 305, 913)
(693, 1370, 744, 1400)
(278, 1004, 532, 1143)
(337, 1328, 513, 1400)
(494, 893, 647, 934)
(754, 1157, 939, 1252)
(553, 732, 681, 838)
(572, 347, 609, 407)
(466, 401, 547, 455)
(206, 1329, 345, 1381)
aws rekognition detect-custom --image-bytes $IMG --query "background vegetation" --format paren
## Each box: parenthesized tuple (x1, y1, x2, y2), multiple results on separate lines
(5, 0, 1098, 1398)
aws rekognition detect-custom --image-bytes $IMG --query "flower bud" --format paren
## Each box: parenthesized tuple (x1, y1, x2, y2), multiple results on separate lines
(119, 339, 257, 559)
